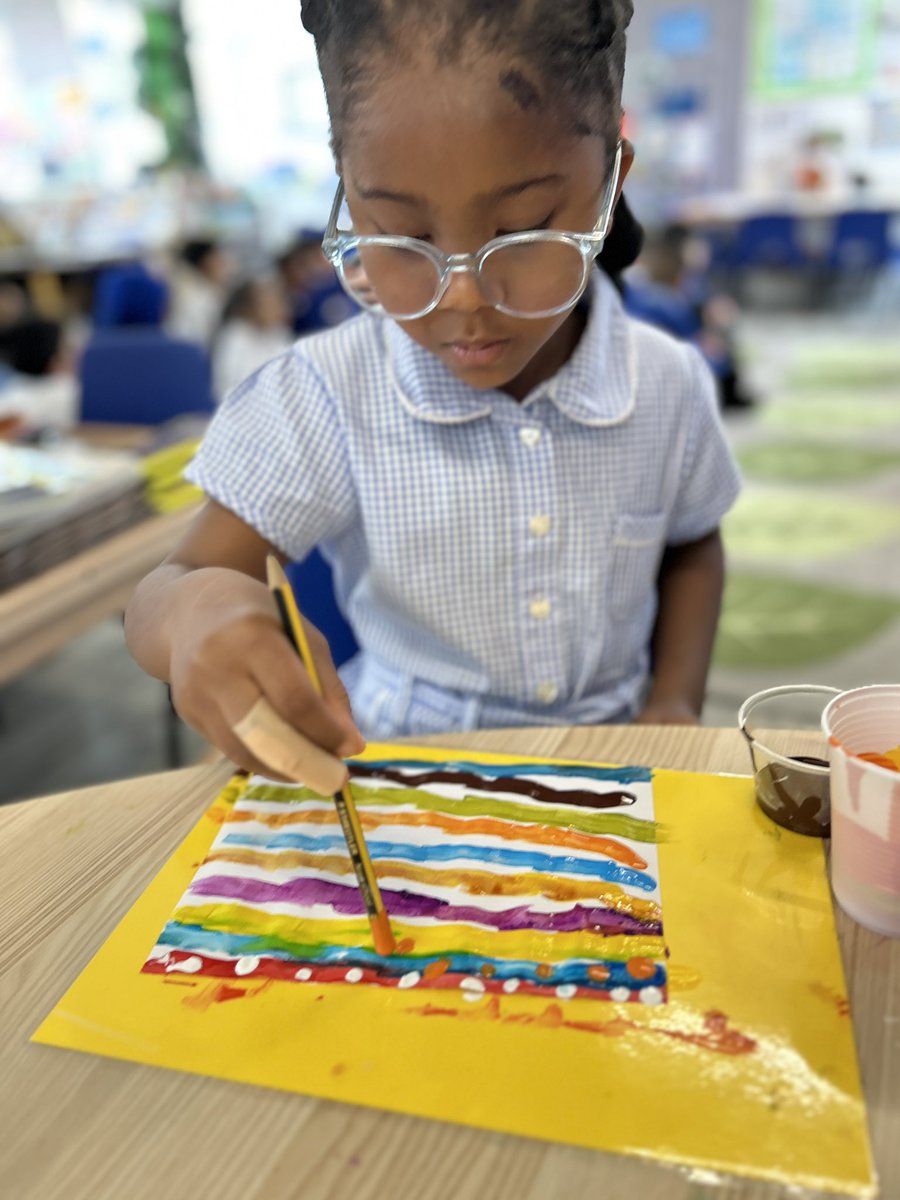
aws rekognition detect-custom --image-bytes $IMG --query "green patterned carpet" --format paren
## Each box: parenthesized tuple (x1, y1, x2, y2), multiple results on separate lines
(707, 330, 900, 728)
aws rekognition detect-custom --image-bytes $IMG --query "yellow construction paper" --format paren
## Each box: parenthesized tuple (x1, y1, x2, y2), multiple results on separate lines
(32, 746, 874, 1196)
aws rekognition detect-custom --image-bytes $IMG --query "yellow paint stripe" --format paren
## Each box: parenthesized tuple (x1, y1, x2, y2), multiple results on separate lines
(172, 903, 666, 962)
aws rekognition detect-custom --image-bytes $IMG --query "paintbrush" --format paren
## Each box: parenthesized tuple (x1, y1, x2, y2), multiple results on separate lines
(264, 555, 396, 957)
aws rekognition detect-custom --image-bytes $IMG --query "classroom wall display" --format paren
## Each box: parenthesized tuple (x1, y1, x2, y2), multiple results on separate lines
(752, 0, 880, 98)
(33, 745, 875, 1196)
(653, 7, 713, 58)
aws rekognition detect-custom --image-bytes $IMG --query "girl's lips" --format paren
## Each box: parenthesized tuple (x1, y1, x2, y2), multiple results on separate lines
(446, 339, 512, 368)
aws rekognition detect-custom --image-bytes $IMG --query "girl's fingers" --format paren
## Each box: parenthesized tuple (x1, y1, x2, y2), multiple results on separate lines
(231, 695, 348, 796)
(207, 721, 289, 780)
(173, 678, 282, 779)
(248, 626, 364, 757)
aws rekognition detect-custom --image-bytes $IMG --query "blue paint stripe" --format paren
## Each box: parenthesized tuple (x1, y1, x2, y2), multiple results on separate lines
(356, 759, 653, 784)
(218, 831, 657, 891)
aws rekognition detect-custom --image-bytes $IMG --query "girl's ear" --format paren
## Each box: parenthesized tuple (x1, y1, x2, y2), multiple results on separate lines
(614, 139, 635, 206)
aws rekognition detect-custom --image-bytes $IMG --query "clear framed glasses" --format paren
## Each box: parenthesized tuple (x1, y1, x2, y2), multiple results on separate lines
(322, 141, 623, 320)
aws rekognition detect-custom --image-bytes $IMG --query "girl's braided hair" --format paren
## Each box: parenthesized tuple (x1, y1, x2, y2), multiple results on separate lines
(299, 0, 633, 161)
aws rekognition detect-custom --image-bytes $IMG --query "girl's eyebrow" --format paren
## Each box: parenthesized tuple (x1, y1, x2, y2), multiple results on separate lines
(487, 174, 566, 202)
(354, 175, 565, 207)
(355, 185, 422, 205)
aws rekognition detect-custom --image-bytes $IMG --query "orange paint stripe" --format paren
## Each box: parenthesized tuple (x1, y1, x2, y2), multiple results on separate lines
(230, 804, 647, 868)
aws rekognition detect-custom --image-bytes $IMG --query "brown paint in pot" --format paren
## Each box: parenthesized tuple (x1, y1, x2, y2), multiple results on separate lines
(738, 686, 839, 838)
(753, 756, 831, 837)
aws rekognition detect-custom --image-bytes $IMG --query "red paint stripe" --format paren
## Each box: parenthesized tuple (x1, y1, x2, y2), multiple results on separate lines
(142, 950, 662, 1003)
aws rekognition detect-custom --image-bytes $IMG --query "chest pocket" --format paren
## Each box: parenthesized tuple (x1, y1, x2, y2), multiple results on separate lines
(608, 512, 668, 621)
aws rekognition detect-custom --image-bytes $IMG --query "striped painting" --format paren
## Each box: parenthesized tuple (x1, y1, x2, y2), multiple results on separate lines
(143, 757, 668, 1004)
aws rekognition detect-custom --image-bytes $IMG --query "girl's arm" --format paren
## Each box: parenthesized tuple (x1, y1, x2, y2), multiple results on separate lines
(634, 528, 725, 726)
(124, 499, 364, 780)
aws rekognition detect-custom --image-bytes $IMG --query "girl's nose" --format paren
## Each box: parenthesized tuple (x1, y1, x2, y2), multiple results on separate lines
(438, 264, 490, 313)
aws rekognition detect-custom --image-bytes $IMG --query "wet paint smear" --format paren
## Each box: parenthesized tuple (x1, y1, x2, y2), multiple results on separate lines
(407, 998, 757, 1057)
(182, 979, 272, 1012)
(144, 758, 669, 1004)
(808, 982, 851, 1017)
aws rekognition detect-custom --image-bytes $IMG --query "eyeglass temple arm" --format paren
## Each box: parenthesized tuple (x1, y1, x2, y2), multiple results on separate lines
(322, 181, 346, 260)
(592, 140, 624, 242)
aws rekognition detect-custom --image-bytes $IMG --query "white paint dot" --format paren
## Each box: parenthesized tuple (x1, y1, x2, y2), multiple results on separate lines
(609, 986, 631, 1003)
(234, 956, 260, 977)
(168, 955, 202, 974)
(459, 976, 485, 993)
(639, 987, 664, 1006)
(295, 967, 313, 981)
(398, 971, 421, 989)
(502, 978, 520, 994)
(555, 984, 578, 1000)
(345, 967, 364, 983)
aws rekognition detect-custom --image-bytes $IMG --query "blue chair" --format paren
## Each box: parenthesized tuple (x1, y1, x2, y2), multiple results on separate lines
(79, 329, 215, 424)
(623, 282, 702, 342)
(728, 214, 808, 271)
(827, 211, 892, 272)
(285, 549, 359, 669)
(93, 264, 169, 328)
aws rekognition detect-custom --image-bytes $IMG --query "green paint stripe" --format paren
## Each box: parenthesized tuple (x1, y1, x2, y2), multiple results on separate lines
(243, 783, 662, 843)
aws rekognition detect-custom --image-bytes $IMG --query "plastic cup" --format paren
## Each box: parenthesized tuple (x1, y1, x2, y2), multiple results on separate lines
(822, 685, 900, 937)
(738, 685, 839, 836)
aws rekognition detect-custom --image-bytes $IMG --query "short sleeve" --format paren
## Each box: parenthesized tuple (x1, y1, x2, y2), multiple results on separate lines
(667, 345, 742, 545)
(185, 347, 358, 562)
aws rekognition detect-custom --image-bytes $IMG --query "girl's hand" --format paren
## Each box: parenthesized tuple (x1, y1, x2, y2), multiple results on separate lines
(168, 567, 364, 793)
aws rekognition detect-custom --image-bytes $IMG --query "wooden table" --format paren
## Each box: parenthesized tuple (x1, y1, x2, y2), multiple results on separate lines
(0, 504, 196, 686)
(0, 726, 895, 1200)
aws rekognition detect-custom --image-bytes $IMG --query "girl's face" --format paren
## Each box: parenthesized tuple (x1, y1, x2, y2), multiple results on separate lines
(341, 53, 632, 401)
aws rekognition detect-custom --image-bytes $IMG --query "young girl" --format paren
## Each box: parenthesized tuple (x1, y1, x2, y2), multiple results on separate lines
(125, 0, 740, 792)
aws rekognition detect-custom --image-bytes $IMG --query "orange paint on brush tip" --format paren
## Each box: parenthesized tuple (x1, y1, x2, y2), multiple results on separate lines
(372, 910, 396, 956)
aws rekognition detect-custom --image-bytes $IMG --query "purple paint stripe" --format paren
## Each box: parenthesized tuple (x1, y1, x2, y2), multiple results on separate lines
(189, 875, 661, 936)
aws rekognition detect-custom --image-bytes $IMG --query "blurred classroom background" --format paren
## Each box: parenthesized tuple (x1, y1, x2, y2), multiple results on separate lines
(2, 0, 900, 802)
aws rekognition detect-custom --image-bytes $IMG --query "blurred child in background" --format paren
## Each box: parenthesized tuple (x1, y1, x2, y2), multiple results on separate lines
(277, 232, 357, 335)
(213, 276, 294, 399)
(0, 317, 79, 434)
(167, 239, 237, 347)
(625, 225, 754, 409)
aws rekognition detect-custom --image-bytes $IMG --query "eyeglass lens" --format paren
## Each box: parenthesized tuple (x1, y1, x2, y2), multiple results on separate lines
(339, 238, 587, 318)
